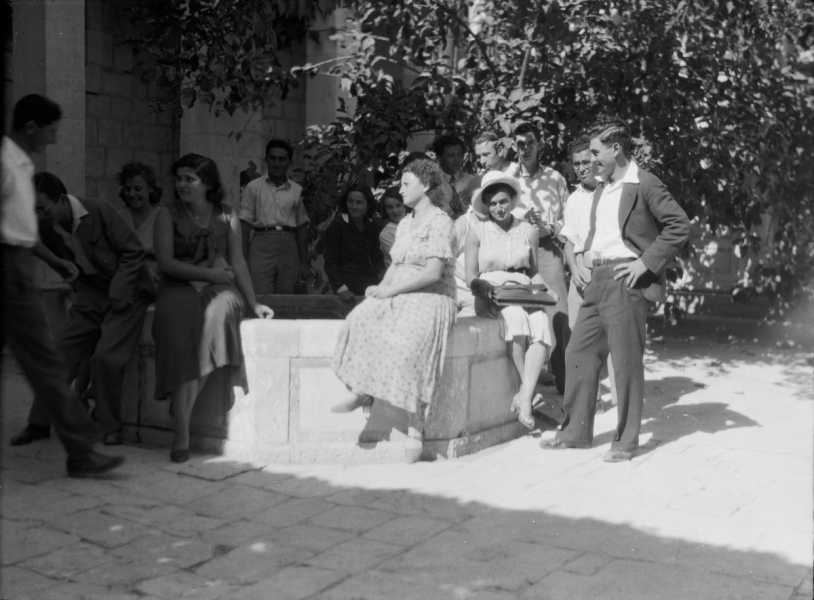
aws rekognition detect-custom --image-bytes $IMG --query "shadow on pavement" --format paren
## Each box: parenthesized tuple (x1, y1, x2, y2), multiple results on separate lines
(593, 376, 760, 455)
(1, 441, 811, 600)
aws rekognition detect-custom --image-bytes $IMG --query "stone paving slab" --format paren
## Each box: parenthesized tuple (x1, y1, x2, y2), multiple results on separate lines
(194, 542, 314, 585)
(229, 565, 347, 600)
(524, 559, 796, 600)
(1, 333, 812, 599)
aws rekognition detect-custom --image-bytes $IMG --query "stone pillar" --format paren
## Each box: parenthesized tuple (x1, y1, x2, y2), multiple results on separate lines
(10, 0, 86, 195)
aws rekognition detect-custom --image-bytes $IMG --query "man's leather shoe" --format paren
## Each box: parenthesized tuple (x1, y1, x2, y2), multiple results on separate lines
(10, 425, 50, 446)
(66, 451, 125, 478)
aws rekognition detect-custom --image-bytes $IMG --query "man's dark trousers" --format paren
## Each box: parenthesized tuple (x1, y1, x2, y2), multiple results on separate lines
(28, 281, 149, 432)
(556, 264, 648, 452)
(2, 245, 99, 456)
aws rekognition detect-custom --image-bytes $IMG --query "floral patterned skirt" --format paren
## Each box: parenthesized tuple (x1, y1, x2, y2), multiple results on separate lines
(332, 291, 457, 413)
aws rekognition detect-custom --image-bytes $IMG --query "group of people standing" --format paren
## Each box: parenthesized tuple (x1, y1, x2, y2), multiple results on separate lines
(332, 120, 690, 463)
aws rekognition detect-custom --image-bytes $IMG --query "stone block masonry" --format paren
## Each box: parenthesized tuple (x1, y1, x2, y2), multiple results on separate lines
(84, 0, 179, 204)
(120, 315, 529, 464)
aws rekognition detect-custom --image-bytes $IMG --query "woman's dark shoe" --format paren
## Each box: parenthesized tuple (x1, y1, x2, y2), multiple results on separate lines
(66, 451, 125, 478)
(103, 430, 124, 446)
(170, 448, 190, 463)
(10, 425, 51, 446)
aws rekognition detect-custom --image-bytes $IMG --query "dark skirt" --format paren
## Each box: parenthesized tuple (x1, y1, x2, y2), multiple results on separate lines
(153, 281, 248, 402)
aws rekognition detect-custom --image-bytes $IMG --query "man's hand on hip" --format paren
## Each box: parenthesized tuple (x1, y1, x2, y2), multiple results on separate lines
(613, 259, 648, 288)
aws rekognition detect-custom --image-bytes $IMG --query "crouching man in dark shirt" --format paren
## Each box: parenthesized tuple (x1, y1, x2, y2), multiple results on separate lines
(11, 172, 150, 446)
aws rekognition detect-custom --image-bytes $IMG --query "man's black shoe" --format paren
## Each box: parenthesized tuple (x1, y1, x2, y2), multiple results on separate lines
(66, 451, 125, 478)
(10, 425, 50, 446)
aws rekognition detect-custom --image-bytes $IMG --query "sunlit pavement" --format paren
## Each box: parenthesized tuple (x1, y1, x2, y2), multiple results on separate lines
(1, 325, 812, 600)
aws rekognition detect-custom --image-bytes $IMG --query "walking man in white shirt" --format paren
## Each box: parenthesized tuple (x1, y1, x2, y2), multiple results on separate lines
(2, 94, 124, 477)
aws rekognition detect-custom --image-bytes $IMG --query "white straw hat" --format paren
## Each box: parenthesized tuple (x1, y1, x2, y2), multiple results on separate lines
(470, 170, 522, 217)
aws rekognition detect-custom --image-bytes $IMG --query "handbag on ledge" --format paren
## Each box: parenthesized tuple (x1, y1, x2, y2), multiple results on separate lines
(470, 278, 556, 309)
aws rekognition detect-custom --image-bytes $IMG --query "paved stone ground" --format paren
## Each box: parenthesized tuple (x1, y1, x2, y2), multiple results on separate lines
(1, 323, 812, 600)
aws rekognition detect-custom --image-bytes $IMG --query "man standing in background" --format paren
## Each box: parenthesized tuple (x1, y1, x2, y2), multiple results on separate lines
(239, 139, 310, 295)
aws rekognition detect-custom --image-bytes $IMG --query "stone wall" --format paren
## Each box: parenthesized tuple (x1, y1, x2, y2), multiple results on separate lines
(122, 316, 528, 464)
(179, 79, 307, 210)
(84, 0, 178, 207)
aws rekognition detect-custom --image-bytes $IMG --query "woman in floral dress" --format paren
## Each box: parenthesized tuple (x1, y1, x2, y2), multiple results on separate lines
(331, 159, 457, 440)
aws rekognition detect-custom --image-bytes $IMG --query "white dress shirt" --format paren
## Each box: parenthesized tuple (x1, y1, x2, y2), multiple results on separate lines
(1, 136, 38, 247)
(560, 184, 595, 252)
(588, 161, 639, 260)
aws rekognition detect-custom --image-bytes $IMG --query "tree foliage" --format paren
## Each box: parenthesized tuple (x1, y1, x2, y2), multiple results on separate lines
(310, 0, 814, 309)
(127, 0, 814, 308)
(126, 0, 332, 115)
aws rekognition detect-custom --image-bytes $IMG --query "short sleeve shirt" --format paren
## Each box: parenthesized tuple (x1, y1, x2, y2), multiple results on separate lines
(238, 177, 309, 228)
(506, 163, 569, 230)
(1, 136, 37, 247)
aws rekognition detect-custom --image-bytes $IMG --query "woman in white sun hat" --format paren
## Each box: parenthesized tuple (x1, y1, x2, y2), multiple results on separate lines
(465, 170, 554, 430)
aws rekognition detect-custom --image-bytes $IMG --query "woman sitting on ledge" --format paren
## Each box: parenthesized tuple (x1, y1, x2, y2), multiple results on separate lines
(153, 153, 273, 463)
(465, 170, 553, 430)
(323, 184, 385, 303)
(331, 158, 457, 442)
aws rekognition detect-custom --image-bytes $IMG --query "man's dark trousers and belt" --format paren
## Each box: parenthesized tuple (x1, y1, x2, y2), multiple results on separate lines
(557, 261, 649, 451)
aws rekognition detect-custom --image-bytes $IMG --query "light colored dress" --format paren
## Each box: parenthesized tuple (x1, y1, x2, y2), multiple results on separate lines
(333, 206, 457, 412)
(378, 221, 398, 267)
(471, 217, 553, 346)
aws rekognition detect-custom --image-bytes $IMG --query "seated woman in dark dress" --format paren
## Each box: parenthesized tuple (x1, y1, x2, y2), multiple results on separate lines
(153, 153, 273, 463)
(323, 184, 385, 302)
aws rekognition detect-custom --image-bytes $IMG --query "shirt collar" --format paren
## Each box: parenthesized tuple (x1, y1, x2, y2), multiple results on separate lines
(265, 177, 291, 191)
(515, 162, 539, 178)
(598, 160, 639, 186)
(66, 194, 88, 233)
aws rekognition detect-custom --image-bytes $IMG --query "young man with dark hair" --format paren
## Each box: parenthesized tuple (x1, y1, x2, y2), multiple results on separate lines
(542, 119, 690, 461)
(239, 137, 310, 294)
(2, 94, 124, 477)
(560, 134, 617, 408)
(434, 134, 479, 210)
(10, 170, 149, 447)
(507, 121, 571, 393)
